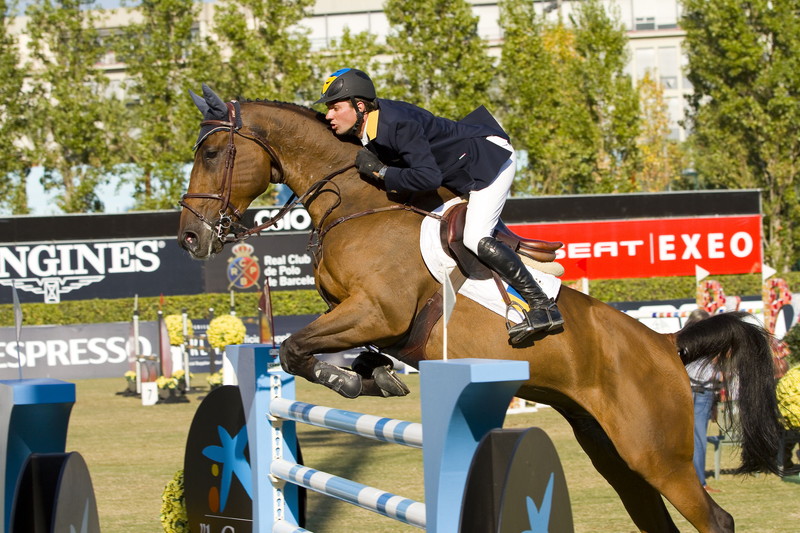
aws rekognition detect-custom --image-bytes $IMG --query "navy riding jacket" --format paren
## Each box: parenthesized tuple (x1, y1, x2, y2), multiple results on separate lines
(364, 99, 512, 195)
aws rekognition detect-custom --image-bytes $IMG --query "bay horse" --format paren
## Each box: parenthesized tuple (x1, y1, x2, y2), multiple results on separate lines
(178, 85, 781, 532)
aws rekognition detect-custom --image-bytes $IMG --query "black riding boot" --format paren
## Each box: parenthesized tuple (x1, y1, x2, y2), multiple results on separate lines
(477, 237, 564, 344)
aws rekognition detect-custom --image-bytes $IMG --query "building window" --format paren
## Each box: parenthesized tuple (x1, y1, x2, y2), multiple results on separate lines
(635, 16, 655, 31)
(634, 47, 656, 82)
(658, 47, 678, 89)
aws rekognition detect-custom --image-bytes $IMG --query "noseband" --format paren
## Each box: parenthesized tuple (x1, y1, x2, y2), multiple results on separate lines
(180, 101, 285, 241)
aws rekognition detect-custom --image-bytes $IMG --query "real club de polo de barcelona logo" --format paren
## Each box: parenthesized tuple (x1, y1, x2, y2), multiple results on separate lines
(227, 243, 260, 290)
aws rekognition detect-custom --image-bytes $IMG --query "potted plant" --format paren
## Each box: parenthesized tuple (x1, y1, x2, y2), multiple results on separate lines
(160, 469, 188, 533)
(123, 370, 137, 393)
(173, 369, 191, 394)
(156, 375, 179, 400)
(206, 314, 246, 351)
(207, 369, 223, 391)
(165, 314, 192, 346)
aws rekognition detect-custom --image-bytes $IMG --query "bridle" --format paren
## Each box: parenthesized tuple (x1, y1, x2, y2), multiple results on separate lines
(180, 100, 287, 242)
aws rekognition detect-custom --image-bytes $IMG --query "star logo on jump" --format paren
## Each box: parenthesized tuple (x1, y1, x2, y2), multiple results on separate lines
(227, 242, 260, 290)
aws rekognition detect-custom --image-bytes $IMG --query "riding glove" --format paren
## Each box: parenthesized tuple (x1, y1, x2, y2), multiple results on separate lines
(355, 149, 388, 179)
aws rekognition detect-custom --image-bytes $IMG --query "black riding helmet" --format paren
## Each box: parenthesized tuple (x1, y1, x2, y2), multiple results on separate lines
(314, 68, 377, 137)
(314, 68, 377, 105)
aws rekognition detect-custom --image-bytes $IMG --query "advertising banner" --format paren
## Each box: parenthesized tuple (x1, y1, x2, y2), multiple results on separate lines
(510, 215, 762, 280)
(203, 234, 316, 294)
(0, 322, 156, 380)
(0, 315, 324, 381)
(0, 238, 203, 304)
(0, 192, 763, 303)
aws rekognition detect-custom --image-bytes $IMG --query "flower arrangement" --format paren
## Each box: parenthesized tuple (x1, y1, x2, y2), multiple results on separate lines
(207, 369, 223, 390)
(777, 365, 800, 429)
(156, 375, 179, 390)
(124, 370, 137, 383)
(206, 314, 246, 350)
(160, 469, 188, 533)
(165, 314, 192, 346)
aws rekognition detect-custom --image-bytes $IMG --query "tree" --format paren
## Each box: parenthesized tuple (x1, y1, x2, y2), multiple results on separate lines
(382, 0, 494, 119)
(24, 0, 126, 213)
(114, 0, 224, 210)
(635, 70, 686, 192)
(0, 0, 31, 213)
(497, 0, 640, 195)
(682, 0, 800, 271)
(569, 0, 640, 192)
(211, 0, 316, 102)
(314, 28, 387, 97)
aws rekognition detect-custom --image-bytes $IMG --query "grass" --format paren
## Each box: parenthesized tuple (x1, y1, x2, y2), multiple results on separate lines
(66, 374, 799, 532)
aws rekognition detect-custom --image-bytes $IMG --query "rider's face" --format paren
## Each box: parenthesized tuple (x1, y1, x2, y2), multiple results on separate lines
(325, 100, 360, 137)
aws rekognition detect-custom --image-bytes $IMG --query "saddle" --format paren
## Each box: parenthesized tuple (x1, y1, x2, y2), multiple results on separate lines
(394, 202, 564, 363)
(440, 202, 563, 279)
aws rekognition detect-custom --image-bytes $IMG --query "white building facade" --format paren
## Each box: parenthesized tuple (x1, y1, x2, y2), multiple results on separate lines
(9, 0, 690, 138)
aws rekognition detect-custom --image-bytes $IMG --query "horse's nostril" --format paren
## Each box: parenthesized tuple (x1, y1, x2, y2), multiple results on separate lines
(181, 231, 198, 250)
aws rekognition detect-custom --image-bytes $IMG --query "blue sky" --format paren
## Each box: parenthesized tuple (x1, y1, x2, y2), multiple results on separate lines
(24, 167, 136, 216)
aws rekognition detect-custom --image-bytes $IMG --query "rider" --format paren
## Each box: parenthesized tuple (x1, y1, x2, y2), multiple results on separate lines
(315, 68, 564, 344)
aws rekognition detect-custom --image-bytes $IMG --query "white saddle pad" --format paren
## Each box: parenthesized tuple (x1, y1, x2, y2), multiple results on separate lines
(420, 199, 561, 324)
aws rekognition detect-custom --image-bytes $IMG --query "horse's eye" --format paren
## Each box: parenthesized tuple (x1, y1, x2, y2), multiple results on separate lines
(204, 149, 219, 160)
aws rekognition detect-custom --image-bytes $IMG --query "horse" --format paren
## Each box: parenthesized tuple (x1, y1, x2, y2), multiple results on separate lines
(178, 84, 782, 533)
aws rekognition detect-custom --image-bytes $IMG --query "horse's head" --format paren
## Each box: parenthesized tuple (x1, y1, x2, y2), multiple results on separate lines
(178, 84, 283, 259)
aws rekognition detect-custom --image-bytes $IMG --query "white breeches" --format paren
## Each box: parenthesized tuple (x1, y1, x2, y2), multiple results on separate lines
(462, 136, 517, 254)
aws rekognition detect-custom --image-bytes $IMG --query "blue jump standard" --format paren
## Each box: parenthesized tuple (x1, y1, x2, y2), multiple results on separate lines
(225, 344, 530, 533)
(0, 378, 76, 532)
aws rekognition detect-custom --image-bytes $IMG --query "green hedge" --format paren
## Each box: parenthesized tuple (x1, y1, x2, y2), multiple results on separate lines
(1, 272, 799, 327)
(0, 291, 328, 327)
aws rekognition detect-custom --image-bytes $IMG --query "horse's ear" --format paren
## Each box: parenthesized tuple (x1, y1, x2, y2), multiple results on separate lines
(189, 88, 209, 116)
(201, 83, 228, 120)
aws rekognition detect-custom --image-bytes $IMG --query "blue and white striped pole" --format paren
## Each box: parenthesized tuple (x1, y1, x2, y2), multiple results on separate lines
(269, 398, 423, 448)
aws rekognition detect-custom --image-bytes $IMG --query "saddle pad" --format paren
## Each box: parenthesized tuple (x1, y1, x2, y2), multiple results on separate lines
(420, 198, 562, 324)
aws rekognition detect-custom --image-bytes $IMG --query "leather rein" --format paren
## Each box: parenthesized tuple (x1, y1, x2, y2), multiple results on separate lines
(180, 100, 442, 246)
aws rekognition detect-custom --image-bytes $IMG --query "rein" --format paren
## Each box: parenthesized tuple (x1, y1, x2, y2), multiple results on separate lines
(181, 99, 444, 245)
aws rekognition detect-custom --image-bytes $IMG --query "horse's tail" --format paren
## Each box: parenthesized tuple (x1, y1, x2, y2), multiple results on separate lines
(675, 311, 781, 475)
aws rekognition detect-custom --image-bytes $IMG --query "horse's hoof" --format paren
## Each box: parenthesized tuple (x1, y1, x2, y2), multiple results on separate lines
(313, 361, 362, 398)
(372, 366, 411, 397)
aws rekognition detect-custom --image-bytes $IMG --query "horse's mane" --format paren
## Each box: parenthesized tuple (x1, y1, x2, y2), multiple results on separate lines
(239, 98, 362, 148)
(240, 98, 324, 121)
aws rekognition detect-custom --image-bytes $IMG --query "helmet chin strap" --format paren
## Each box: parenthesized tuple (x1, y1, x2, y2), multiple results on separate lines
(348, 97, 365, 137)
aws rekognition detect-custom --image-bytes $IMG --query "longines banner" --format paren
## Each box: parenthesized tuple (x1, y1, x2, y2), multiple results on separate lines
(0, 191, 762, 303)
(0, 238, 204, 304)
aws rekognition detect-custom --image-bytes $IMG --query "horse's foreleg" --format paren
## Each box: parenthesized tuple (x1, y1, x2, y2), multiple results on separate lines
(279, 294, 413, 398)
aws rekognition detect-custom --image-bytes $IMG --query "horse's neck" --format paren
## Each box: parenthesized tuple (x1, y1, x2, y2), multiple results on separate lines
(253, 108, 391, 225)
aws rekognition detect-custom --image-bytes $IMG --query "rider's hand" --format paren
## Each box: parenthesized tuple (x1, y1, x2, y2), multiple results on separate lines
(355, 149, 388, 180)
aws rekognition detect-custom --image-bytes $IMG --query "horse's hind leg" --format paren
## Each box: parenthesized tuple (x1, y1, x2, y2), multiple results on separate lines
(561, 410, 681, 532)
(574, 406, 735, 532)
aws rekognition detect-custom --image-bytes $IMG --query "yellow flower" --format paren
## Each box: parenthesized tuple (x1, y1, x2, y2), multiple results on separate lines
(207, 370, 223, 388)
(160, 469, 188, 533)
(124, 370, 136, 382)
(165, 315, 192, 346)
(777, 365, 800, 429)
(156, 375, 178, 390)
(206, 314, 246, 350)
